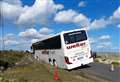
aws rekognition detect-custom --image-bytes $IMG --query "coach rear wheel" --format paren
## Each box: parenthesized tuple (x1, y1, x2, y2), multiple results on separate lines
(53, 59, 56, 66)
(48, 58, 52, 65)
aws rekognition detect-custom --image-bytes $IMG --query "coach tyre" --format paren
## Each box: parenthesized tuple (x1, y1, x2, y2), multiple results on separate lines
(53, 59, 56, 66)
(48, 58, 52, 65)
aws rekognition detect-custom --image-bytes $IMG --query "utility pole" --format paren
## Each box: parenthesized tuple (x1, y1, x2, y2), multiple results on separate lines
(0, 3, 4, 50)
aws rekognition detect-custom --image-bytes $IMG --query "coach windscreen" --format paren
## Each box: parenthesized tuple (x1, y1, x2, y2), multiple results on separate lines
(64, 30, 87, 44)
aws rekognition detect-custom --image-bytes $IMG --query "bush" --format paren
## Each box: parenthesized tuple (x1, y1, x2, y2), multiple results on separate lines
(0, 50, 30, 70)
(0, 77, 28, 82)
(0, 77, 10, 82)
(111, 62, 120, 66)
(17, 77, 28, 82)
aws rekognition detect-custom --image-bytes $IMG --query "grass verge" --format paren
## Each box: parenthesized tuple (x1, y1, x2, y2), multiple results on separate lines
(0, 60, 100, 82)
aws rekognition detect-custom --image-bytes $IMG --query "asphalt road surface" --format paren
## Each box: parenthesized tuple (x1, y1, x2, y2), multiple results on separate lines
(73, 62, 120, 82)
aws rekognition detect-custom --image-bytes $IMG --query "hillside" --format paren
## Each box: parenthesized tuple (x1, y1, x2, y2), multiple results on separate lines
(0, 50, 94, 82)
(0, 50, 111, 82)
(0, 60, 97, 82)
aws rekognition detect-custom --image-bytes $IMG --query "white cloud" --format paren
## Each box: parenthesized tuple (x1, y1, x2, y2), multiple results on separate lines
(1, 0, 120, 30)
(117, 24, 120, 28)
(2, 0, 22, 6)
(90, 18, 108, 29)
(73, 14, 90, 27)
(78, 1, 86, 7)
(89, 35, 111, 45)
(55, 4, 64, 10)
(1, 0, 64, 26)
(90, 6, 120, 30)
(54, 9, 77, 23)
(16, 0, 64, 25)
(1, 28, 53, 50)
(89, 35, 112, 51)
(97, 42, 112, 49)
(112, 6, 120, 19)
(99, 35, 111, 40)
(19, 28, 40, 39)
(19, 27, 53, 39)
(108, 6, 120, 25)
(39, 27, 53, 34)
(4, 40, 19, 46)
(54, 6, 120, 30)
(31, 39, 39, 44)
(1, 1, 22, 20)
(3, 33, 19, 46)
(4, 33, 15, 40)
(89, 37, 97, 44)
(18, 27, 54, 48)
(54, 9, 90, 27)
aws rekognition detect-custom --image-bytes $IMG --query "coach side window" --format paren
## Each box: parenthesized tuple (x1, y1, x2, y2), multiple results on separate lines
(32, 35, 61, 50)
(42, 35, 61, 49)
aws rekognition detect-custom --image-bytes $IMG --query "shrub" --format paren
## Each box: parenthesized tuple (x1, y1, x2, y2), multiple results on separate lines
(0, 50, 30, 70)
(0, 77, 10, 82)
(111, 62, 120, 66)
(17, 77, 28, 82)
(0, 77, 28, 82)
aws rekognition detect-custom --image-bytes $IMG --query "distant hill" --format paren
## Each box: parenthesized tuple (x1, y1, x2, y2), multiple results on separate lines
(95, 52, 120, 55)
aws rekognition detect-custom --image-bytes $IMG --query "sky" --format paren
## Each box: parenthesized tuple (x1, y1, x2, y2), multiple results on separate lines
(0, 0, 120, 53)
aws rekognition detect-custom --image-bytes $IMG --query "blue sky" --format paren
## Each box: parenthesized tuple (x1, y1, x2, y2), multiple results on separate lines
(0, 0, 120, 53)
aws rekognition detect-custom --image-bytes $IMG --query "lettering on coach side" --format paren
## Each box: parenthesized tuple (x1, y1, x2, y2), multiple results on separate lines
(66, 42, 85, 49)
(42, 50, 49, 55)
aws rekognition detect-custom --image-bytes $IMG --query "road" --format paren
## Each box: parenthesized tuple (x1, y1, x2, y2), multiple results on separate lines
(72, 62, 120, 82)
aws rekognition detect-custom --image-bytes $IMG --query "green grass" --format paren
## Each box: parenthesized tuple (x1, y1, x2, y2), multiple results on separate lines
(0, 50, 28, 66)
(0, 51, 110, 82)
(96, 52, 120, 59)
(0, 77, 28, 82)
(111, 62, 120, 66)
(0, 60, 98, 82)
(94, 53, 120, 67)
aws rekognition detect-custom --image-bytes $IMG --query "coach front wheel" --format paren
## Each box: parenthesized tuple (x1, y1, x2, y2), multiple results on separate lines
(48, 58, 52, 65)
(53, 59, 57, 66)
